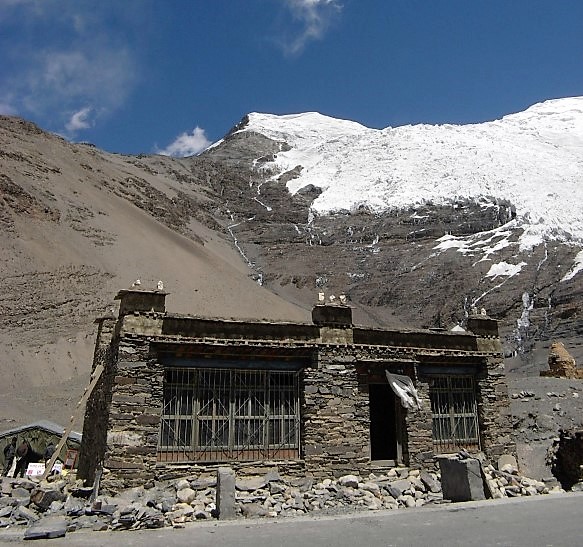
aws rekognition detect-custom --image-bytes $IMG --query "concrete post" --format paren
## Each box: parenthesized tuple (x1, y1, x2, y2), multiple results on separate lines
(217, 466, 237, 519)
(438, 456, 486, 502)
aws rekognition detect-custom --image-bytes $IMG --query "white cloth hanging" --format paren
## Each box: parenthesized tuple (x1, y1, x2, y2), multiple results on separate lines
(385, 371, 422, 411)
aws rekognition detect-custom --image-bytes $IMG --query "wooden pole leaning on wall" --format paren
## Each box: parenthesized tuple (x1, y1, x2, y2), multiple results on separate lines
(41, 364, 105, 481)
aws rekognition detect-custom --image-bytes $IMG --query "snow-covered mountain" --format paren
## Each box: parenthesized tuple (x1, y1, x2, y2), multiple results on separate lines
(238, 97, 583, 256)
(200, 97, 583, 373)
(1, 98, 582, 427)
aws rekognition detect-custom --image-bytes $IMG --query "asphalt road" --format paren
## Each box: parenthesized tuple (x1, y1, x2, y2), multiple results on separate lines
(2, 492, 582, 546)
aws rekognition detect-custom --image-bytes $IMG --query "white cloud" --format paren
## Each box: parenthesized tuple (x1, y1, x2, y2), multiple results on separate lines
(281, 0, 342, 55)
(65, 106, 93, 132)
(157, 127, 212, 157)
(0, 1, 139, 134)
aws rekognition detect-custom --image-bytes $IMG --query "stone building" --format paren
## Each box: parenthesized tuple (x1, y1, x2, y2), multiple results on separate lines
(78, 288, 515, 489)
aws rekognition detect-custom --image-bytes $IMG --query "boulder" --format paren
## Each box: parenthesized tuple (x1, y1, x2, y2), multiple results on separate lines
(31, 489, 66, 512)
(11, 487, 31, 506)
(14, 505, 39, 523)
(0, 506, 12, 519)
(236, 477, 267, 492)
(385, 479, 412, 499)
(338, 475, 360, 488)
(190, 477, 216, 490)
(268, 482, 287, 495)
(420, 471, 441, 493)
(361, 481, 381, 497)
(175, 479, 190, 491)
(176, 488, 196, 504)
(289, 477, 313, 492)
(240, 502, 268, 518)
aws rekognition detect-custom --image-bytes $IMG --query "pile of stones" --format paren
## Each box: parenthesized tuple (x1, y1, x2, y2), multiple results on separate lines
(231, 468, 443, 518)
(0, 462, 563, 538)
(482, 461, 562, 498)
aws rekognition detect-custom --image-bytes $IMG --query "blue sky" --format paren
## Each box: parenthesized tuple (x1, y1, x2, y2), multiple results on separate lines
(1, 0, 582, 156)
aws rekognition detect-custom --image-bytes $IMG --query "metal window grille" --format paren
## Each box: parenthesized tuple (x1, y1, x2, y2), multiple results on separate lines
(158, 367, 301, 463)
(429, 375, 480, 452)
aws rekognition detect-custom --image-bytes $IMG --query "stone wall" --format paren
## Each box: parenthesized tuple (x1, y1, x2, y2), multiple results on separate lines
(77, 317, 117, 483)
(303, 349, 369, 478)
(476, 355, 515, 460)
(102, 336, 163, 491)
(403, 381, 434, 467)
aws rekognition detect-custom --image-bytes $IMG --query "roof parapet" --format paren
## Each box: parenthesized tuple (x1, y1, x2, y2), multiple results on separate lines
(114, 287, 168, 317)
(312, 304, 353, 328)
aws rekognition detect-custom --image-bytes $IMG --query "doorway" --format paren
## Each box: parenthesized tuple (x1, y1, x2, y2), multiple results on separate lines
(369, 383, 400, 461)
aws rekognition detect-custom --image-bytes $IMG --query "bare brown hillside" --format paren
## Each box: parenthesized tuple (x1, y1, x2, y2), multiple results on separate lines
(0, 116, 310, 429)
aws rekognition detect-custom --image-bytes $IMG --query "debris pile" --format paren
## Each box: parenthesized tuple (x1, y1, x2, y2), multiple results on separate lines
(0, 462, 563, 538)
(483, 463, 561, 498)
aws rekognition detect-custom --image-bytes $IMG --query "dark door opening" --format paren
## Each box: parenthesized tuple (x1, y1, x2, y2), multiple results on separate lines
(369, 383, 398, 461)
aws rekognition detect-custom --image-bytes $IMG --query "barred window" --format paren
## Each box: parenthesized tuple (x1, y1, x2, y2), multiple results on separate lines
(429, 376, 480, 452)
(158, 367, 301, 463)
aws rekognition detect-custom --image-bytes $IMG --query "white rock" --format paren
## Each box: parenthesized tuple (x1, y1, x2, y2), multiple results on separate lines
(176, 488, 196, 504)
(338, 475, 360, 488)
(500, 463, 518, 475)
(175, 479, 190, 491)
(361, 481, 381, 497)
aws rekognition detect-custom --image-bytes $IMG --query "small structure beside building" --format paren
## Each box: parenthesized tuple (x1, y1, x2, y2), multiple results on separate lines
(78, 287, 515, 490)
(0, 420, 81, 471)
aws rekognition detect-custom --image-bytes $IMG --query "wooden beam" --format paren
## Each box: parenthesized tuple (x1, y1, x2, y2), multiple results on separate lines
(41, 364, 104, 480)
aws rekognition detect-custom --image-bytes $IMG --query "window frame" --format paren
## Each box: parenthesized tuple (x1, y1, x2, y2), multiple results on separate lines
(158, 366, 301, 463)
(428, 374, 480, 452)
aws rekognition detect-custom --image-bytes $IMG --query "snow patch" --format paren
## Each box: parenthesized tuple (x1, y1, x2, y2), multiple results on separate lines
(561, 249, 583, 282)
(485, 261, 527, 279)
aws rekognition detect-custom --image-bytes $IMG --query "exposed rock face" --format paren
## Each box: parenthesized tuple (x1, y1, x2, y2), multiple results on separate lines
(202, 127, 583, 376)
(548, 429, 583, 490)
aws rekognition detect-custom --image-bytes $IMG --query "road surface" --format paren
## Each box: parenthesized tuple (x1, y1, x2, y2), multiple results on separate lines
(1, 492, 582, 546)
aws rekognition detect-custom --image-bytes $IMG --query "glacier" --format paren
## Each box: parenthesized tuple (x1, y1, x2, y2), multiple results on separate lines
(236, 97, 583, 251)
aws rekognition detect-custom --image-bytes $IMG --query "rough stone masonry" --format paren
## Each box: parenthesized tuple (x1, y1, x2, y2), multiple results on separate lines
(78, 287, 515, 491)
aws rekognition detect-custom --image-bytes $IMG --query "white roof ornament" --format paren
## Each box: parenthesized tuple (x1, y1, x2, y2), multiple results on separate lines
(339, 294, 347, 304)
(328, 295, 336, 303)
(157, 280, 164, 291)
(131, 279, 141, 287)
(318, 292, 325, 302)
(480, 307, 487, 316)
(386, 371, 422, 411)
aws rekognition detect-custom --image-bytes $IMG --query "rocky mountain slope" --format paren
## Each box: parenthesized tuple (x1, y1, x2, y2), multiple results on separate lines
(204, 98, 583, 373)
(1, 98, 582, 432)
(0, 117, 309, 428)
